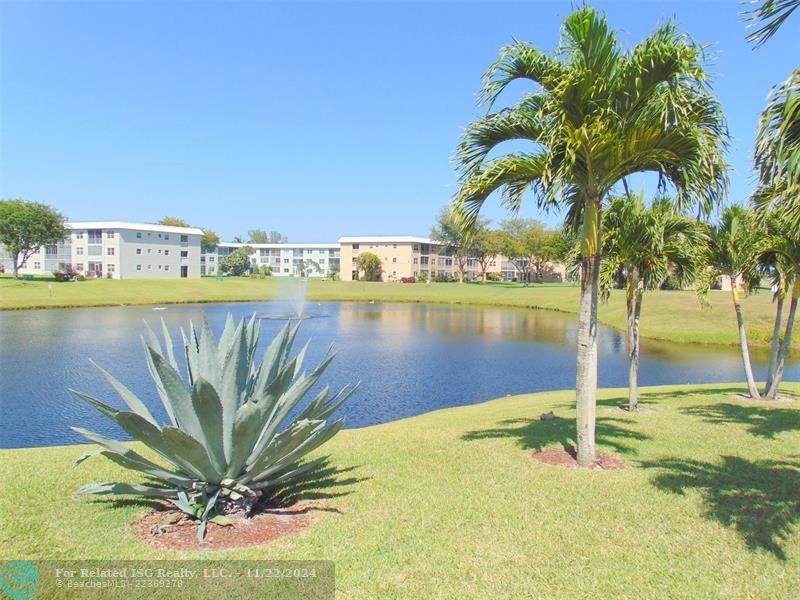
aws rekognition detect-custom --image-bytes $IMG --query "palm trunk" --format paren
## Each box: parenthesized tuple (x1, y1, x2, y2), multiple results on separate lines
(766, 277, 799, 399)
(627, 270, 643, 412)
(731, 277, 761, 399)
(576, 198, 601, 467)
(764, 293, 785, 395)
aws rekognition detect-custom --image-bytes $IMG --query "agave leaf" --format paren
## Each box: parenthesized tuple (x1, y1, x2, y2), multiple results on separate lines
(197, 520, 208, 542)
(72, 427, 193, 486)
(280, 321, 302, 371)
(113, 411, 205, 479)
(143, 321, 163, 356)
(144, 339, 177, 426)
(210, 514, 233, 526)
(191, 378, 227, 474)
(250, 455, 331, 490)
(181, 326, 199, 387)
(147, 347, 205, 443)
(254, 320, 292, 393)
(224, 401, 264, 479)
(197, 319, 220, 386)
(76, 482, 178, 497)
(219, 321, 250, 460)
(216, 313, 237, 362)
(74, 448, 103, 467)
(245, 313, 261, 361)
(160, 318, 179, 371)
(69, 389, 120, 420)
(87, 361, 157, 425)
(162, 426, 221, 483)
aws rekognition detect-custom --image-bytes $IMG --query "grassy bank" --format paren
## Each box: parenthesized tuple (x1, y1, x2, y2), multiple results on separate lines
(1, 276, 795, 348)
(1, 383, 798, 598)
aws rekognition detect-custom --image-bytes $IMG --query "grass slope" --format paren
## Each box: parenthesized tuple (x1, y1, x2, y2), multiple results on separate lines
(0, 277, 795, 348)
(1, 383, 798, 598)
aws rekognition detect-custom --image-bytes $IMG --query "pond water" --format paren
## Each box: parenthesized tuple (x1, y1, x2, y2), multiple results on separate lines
(0, 301, 797, 448)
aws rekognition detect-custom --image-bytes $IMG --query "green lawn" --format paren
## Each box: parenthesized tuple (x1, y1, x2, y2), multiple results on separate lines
(0, 276, 795, 348)
(1, 383, 798, 598)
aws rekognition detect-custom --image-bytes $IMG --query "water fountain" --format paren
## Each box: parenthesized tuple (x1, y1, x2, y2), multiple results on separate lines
(258, 276, 325, 320)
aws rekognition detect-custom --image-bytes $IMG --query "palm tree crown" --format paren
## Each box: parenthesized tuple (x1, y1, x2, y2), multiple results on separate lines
(454, 6, 728, 242)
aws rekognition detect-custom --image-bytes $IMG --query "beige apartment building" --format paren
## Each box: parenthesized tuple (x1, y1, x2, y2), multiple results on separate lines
(339, 236, 457, 281)
(338, 235, 565, 282)
(0, 221, 203, 279)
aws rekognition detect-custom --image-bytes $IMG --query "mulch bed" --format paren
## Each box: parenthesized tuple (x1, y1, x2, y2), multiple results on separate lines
(531, 447, 624, 471)
(133, 504, 314, 550)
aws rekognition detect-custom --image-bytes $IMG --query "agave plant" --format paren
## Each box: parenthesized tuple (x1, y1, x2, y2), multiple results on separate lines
(71, 313, 355, 540)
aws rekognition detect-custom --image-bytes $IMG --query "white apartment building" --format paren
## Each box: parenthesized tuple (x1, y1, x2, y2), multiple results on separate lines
(0, 221, 203, 279)
(202, 243, 340, 277)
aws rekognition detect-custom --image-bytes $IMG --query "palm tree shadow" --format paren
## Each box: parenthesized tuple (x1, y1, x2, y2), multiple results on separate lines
(682, 403, 800, 439)
(462, 414, 649, 456)
(642, 455, 800, 560)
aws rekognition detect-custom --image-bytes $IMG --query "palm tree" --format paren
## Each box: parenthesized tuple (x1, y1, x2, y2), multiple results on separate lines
(599, 195, 703, 412)
(699, 206, 764, 399)
(759, 209, 800, 398)
(453, 7, 728, 466)
(744, 0, 800, 47)
(754, 70, 800, 231)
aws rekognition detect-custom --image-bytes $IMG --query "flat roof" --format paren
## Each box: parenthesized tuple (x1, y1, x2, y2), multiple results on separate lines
(217, 242, 338, 249)
(67, 221, 204, 235)
(337, 236, 440, 244)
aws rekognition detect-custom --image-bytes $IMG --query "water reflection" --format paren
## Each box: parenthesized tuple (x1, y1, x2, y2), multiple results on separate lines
(0, 302, 796, 449)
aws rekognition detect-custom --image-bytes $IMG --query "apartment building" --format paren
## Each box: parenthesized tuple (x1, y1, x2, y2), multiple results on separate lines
(338, 236, 456, 281)
(0, 221, 203, 279)
(202, 243, 340, 277)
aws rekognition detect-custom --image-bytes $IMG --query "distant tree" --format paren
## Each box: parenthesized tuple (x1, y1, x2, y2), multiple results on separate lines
(431, 207, 487, 283)
(473, 229, 503, 282)
(303, 258, 322, 277)
(201, 229, 220, 252)
(0, 199, 67, 279)
(497, 219, 549, 285)
(219, 248, 252, 276)
(232, 235, 244, 243)
(355, 252, 382, 281)
(269, 231, 288, 243)
(247, 229, 269, 244)
(158, 216, 191, 228)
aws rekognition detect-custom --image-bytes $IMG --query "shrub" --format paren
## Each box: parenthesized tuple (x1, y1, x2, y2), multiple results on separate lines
(400, 276, 416, 283)
(70, 315, 356, 541)
(77, 274, 86, 282)
(53, 271, 66, 282)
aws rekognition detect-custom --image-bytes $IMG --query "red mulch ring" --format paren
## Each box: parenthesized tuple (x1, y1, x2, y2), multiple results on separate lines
(531, 447, 624, 470)
(133, 504, 314, 550)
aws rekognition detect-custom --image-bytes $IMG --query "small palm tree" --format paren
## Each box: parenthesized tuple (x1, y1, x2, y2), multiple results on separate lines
(599, 194, 703, 411)
(453, 7, 728, 465)
(754, 69, 800, 231)
(699, 206, 764, 399)
(759, 208, 800, 398)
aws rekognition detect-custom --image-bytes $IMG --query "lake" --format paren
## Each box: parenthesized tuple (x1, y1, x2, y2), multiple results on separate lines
(0, 301, 797, 448)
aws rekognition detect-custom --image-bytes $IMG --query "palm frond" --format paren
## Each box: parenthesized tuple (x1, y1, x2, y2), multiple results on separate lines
(744, 0, 800, 47)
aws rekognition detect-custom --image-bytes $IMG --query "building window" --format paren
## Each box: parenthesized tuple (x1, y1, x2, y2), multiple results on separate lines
(392, 257, 397, 263)
(413, 245, 419, 251)
(34, 262, 41, 269)
(76, 248, 84, 255)
(75, 232, 84, 239)
(107, 248, 115, 256)
(147, 249, 151, 253)
(284, 258, 289, 263)
(76, 263, 84, 271)
(137, 232, 142, 238)
(283, 268, 289, 273)
(106, 231, 115, 238)
(180, 235, 188, 242)
(164, 234, 169, 240)
(209, 256, 214, 262)
(181, 251, 188, 258)
(393, 244, 397, 248)
(158, 265, 163, 270)
(158, 234, 162, 239)
(165, 265, 169, 271)
(107, 264, 115, 272)
(136, 248, 142, 255)
(158, 249, 162, 254)
(413, 257, 419, 265)
(352, 244, 359, 250)
(46, 245, 57, 255)
(164, 250, 169, 256)
(136, 265, 142, 271)
(147, 265, 152, 269)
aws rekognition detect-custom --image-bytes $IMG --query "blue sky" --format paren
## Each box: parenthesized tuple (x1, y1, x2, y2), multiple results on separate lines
(1, 0, 797, 241)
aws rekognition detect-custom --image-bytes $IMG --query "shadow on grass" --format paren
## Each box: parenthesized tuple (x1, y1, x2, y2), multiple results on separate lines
(681, 403, 800, 439)
(547, 387, 749, 413)
(462, 414, 649, 455)
(642, 456, 800, 560)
